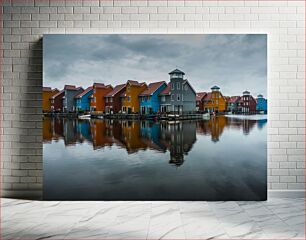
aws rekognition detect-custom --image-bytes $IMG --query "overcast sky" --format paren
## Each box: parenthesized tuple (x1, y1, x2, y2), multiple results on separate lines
(43, 34, 267, 97)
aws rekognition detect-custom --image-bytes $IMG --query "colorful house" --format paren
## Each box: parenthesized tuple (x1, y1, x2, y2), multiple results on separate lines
(63, 85, 84, 112)
(203, 86, 226, 113)
(226, 96, 241, 113)
(75, 86, 93, 112)
(256, 94, 267, 113)
(139, 81, 167, 114)
(43, 87, 59, 112)
(121, 80, 147, 114)
(159, 69, 196, 113)
(196, 92, 207, 112)
(90, 83, 113, 113)
(50, 89, 65, 112)
(104, 84, 126, 114)
(240, 90, 257, 114)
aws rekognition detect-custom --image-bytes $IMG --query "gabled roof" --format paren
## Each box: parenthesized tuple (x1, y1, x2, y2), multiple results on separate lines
(203, 92, 212, 101)
(169, 69, 185, 75)
(183, 79, 196, 95)
(50, 89, 64, 99)
(105, 84, 126, 97)
(196, 92, 207, 101)
(126, 80, 146, 87)
(93, 83, 105, 88)
(64, 85, 76, 90)
(120, 90, 127, 98)
(227, 96, 240, 103)
(43, 87, 52, 91)
(139, 81, 166, 96)
(159, 83, 171, 96)
(75, 86, 93, 99)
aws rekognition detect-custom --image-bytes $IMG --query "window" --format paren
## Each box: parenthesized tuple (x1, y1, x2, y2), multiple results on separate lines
(106, 97, 108, 103)
(216, 100, 218, 104)
(171, 83, 174, 90)
(177, 94, 180, 101)
(161, 96, 165, 102)
(94, 97, 96, 103)
(128, 96, 131, 102)
(182, 94, 184, 101)
(177, 82, 180, 90)
(185, 85, 188, 91)
(110, 97, 113, 103)
(171, 94, 174, 101)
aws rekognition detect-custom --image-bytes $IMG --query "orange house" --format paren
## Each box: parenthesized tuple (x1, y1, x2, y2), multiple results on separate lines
(121, 80, 147, 114)
(203, 86, 226, 113)
(42, 87, 59, 112)
(90, 83, 113, 113)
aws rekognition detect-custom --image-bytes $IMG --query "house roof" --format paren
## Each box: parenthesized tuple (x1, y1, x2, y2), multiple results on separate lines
(93, 83, 105, 88)
(105, 84, 126, 97)
(243, 90, 250, 95)
(227, 96, 240, 103)
(126, 80, 146, 87)
(64, 85, 76, 90)
(159, 83, 171, 95)
(183, 79, 196, 95)
(211, 85, 220, 90)
(43, 87, 52, 91)
(203, 92, 212, 101)
(196, 92, 207, 101)
(257, 94, 264, 98)
(50, 89, 64, 99)
(75, 86, 93, 99)
(139, 81, 166, 96)
(120, 90, 127, 98)
(169, 69, 185, 75)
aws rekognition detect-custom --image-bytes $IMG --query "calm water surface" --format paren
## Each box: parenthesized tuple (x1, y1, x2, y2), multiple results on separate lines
(43, 116, 267, 200)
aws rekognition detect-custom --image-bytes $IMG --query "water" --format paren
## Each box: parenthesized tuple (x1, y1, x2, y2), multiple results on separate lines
(43, 116, 267, 200)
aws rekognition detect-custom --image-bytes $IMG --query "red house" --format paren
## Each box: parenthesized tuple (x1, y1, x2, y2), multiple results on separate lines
(196, 92, 207, 112)
(240, 91, 256, 114)
(104, 83, 126, 114)
(50, 89, 65, 112)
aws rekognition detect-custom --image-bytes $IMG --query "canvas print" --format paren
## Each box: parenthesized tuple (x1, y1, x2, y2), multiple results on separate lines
(43, 34, 267, 200)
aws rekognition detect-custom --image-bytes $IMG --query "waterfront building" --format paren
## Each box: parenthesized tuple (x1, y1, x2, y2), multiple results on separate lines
(121, 80, 147, 114)
(62, 85, 84, 112)
(90, 83, 113, 113)
(196, 92, 207, 112)
(104, 84, 126, 114)
(203, 86, 226, 113)
(256, 94, 267, 113)
(50, 89, 65, 112)
(74, 86, 93, 112)
(226, 96, 241, 113)
(240, 90, 257, 114)
(43, 87, 59, 112)
(159, 69, 196, 114)
(139, 81, 167, 114)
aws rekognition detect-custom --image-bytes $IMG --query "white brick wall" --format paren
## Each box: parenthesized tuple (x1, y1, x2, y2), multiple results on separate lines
(1, 0, 305, 198)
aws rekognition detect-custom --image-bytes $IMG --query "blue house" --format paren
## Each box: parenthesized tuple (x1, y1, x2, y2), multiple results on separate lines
(139, 81, 167, 114)
(256, 94, 267, 113)
(75, 86, 93, 112)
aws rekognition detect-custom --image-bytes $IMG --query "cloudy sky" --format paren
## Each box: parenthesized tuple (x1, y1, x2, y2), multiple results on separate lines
(43, 34, 267, 97)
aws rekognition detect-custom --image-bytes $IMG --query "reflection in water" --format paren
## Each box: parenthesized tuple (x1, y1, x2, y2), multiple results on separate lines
(43, 116, 267, 200)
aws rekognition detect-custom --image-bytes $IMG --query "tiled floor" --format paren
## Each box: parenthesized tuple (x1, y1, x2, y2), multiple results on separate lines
(2, 198, 305, 239)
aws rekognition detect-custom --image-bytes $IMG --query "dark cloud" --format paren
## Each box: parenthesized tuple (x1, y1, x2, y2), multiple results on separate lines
(43, 34, 267, 97)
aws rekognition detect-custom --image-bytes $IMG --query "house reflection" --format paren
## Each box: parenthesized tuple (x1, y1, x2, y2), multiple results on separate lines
(43, 116, 264, 166)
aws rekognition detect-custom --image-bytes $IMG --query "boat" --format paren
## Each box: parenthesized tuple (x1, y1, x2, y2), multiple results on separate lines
(78, 114, 91, 120)
(202, 113, 210, 119)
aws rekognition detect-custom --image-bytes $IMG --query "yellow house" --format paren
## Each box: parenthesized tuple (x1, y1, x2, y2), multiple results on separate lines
(42, 87, 59, 112)
(121, 80, 147, 114)
(203, 86, 226, 113)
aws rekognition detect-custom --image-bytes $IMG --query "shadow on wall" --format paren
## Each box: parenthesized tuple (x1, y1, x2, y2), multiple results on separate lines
(2, 39, 43, 200)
